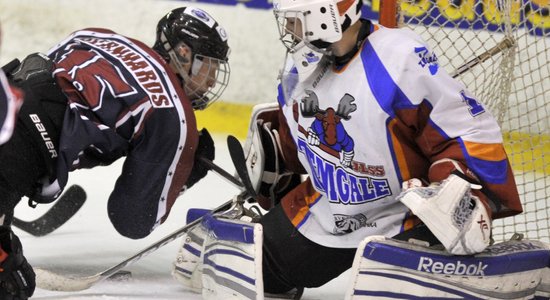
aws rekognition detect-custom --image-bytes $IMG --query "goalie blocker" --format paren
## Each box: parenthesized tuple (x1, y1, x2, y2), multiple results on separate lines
(241, 103, 302, 210)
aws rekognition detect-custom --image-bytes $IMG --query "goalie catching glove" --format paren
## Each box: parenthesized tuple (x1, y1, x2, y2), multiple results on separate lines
(397, 159, 492, 255)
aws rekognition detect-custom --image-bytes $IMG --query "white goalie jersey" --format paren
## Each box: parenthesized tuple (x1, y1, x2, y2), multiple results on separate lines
(276, 23, 522, 248)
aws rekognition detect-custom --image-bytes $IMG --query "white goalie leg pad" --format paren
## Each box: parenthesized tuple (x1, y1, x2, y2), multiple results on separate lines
(345, 236, 550, 299)
(200, 214, 264, 300)
(397, 174, 491, 255)
(172, 208, 211, 292)
(536, 255, 550, 298)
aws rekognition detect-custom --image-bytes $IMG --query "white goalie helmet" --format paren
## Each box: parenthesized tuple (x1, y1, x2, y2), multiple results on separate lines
(273, 0, 363, 53)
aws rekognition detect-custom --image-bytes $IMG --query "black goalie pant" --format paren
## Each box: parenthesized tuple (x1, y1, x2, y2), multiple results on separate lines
(260, 204, 441, 294)
(259, 204, 356, 294)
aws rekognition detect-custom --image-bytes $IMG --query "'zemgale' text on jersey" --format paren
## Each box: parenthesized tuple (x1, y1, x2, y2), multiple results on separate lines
(298, 138, 392, 205)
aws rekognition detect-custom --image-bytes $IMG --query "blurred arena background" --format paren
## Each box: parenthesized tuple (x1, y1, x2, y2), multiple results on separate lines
(0, 0, 284, 139)
(2, 0, 549, 242)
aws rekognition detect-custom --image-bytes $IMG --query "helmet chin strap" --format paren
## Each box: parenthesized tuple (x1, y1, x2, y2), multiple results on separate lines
(310, 40, 333, 50)
(333, 19, 371, 66)
(167, 48, 195, 97)
(167, 46, 211, 110)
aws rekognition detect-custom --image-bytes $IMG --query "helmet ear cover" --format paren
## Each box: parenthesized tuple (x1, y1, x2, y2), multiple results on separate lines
(175, 44, 191, 64)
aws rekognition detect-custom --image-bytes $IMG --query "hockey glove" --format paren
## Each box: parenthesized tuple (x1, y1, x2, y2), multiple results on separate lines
(185, 128, 215, 190)
(0, 227, 35, 300)
(398, 159, 491, 255)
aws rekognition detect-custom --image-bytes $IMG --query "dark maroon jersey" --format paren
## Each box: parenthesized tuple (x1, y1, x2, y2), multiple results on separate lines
(47, 28, 198, 227)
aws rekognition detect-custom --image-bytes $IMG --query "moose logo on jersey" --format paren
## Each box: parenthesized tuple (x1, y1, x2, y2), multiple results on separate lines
(297, 91, 393, 205)
(415, 46, 439, 75)
(300, 90, 356, 167)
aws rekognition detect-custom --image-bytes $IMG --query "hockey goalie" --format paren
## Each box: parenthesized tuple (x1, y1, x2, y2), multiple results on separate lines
(171, 0, 550, 298)
(171, 102, 550, 299)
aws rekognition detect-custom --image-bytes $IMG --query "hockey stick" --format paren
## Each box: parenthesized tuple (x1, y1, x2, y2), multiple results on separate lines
(35, 193, 245, 291)
(199, 156, 244, 188)
(450, 36, 515, 78)
(35, 159, 250, 291)
(226, 135, 259, 200)
(15, 159, 237, 238)
(13, 185, 87, 237)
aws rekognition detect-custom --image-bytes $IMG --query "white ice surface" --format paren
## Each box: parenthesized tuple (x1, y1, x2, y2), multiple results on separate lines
(15, 134, 349, 299)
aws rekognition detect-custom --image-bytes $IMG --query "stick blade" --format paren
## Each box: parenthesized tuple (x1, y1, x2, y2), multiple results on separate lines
(13, 185, 87, 237)
(226, 135, 258, 199)
(35, 268, 100, 291)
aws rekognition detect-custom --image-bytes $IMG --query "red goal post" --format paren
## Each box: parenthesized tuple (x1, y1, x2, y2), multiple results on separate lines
(377, 0, 550, 243)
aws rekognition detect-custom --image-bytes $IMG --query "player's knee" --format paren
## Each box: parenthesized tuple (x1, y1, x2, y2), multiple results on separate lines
(108, 210, 153, 239)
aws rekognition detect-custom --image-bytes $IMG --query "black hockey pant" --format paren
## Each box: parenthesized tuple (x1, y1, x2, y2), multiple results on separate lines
(0, 121, 48, 225)
(260, 203, 441, 294)
(0, 54, 67, 225)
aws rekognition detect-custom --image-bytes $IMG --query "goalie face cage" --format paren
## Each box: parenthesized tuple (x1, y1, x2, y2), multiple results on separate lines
(379, 0, 550, 244)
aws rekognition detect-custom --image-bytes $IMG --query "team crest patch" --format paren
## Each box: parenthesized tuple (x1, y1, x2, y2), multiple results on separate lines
(297, 91, 393, 205)
(300, 90, 357, 167)
(415, 46, 439, 75)
(299, 90, 387, 176)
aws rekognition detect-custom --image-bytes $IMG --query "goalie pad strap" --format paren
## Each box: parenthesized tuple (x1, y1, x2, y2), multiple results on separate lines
(173, 211, 264, 299)
(172, 220, 208, 292)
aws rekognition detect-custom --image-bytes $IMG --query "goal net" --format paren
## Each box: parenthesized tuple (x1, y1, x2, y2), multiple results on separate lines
(378, 0, 550, 243)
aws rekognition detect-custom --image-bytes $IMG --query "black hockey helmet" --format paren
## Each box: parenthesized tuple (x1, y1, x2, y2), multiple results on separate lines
(153, 7, 230, 63)
(153, 7, 231, 110)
